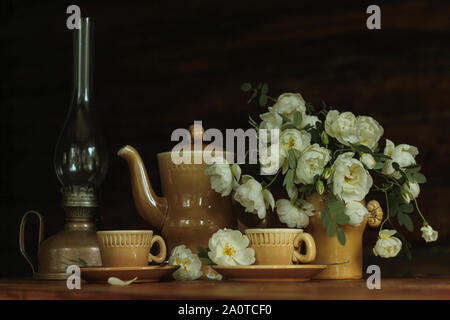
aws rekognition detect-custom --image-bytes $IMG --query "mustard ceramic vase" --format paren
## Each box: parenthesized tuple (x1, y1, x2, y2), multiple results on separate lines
(306, 193, 369, 279)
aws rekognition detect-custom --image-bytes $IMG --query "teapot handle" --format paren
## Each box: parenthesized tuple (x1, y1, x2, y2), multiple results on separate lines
(19, 210, 44, 275)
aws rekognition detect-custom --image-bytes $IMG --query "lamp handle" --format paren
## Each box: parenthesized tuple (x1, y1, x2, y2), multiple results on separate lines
(19, 210, 44, 275)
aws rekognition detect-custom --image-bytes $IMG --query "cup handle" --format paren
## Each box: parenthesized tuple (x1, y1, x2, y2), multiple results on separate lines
(19, 210, 44, 274)
(148, 235, 167, 264)
(292, 232, 316, 264)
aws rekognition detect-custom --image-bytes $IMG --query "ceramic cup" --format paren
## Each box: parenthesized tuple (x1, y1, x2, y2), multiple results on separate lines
(245, 228, 316, 265)
(97, 230, 167, 267)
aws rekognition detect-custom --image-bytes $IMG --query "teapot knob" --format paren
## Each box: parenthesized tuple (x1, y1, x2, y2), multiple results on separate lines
(189, 123, 204, 144)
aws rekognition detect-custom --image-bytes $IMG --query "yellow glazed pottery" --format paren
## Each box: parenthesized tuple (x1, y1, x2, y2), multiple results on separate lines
(97, 230, 166, 267)
(118, 145, 237, 253)
(306, 193, 367, 279)
(245, 228, 316, 265)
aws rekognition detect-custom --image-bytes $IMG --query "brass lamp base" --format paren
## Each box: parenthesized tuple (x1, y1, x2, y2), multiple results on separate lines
(20, 205, 103, 281)
(34, 223, 102, 281)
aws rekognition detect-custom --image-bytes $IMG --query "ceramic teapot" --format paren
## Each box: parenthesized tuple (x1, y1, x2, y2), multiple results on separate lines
(118, 126, 244, 252)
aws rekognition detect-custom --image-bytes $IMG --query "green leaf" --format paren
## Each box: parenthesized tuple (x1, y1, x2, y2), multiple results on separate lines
(321, 212, 330, 229)
(197, 247, 216, 265)
(199, 258, 215, 265)
(373, 153, 391, 161)
(400, 203, 414, 214)
(388, 190, 403, 218)
(281, 123, 297, 131)
(298, 183, 315, 198)
(259, 94, 268, 107)
(325, 197, 346, 216)
(392, 162, 401, 171)
(336, 228, 346, 246)
(197, 246, 215, 265)
(315, 121, 323, 131)
(291, 149, 302, 159)
(293, 111, 303, 127)
(283, 169, 295, 191)
(398, 213, 414, 232)
(404, 164, 421, 172)
(410, 172, 427, 184)
(398, 171, 409, 183)
(405, 247, 412, 261)
(321, 196, 346, 238)
(373, 161, 384, 170)
(395, 232, 413, 260)
(353, 144, 373, 155)
(261, 83, 269, 95)
(326, 219, 336, 237)
(240, 82, 252, 92)
(313, 174, 320, 185)
(305, 101, 315, 114)
(197, 246, 210, 259)
(279, 113, 291, 123)
(335, 213, 350, 225)
(288, 149, 297, 169)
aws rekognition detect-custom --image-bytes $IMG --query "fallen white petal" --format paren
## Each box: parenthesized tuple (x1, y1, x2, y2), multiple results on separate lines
(206, 271, 223, 281)
(107, 276, 138, 286)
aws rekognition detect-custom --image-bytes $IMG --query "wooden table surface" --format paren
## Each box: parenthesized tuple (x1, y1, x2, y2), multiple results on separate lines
(1, 277, 450, 300)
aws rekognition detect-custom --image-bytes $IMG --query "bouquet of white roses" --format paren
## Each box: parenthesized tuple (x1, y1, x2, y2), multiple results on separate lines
(205, 83, 438, 259)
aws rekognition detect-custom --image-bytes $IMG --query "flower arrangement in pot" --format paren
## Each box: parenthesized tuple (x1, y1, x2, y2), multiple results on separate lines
(202, 83, 438, 279)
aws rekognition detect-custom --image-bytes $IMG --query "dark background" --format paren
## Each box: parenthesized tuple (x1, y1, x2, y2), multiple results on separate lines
(1, 0, 449, 278)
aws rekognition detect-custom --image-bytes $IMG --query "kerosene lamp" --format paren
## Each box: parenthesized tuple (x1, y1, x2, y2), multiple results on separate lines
(20, 17, 108, 280)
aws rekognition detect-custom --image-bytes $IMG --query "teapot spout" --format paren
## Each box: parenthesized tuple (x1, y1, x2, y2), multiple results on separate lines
(117, 145, 167, 231)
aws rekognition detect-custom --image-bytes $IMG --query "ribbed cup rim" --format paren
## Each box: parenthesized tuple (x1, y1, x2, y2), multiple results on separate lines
(245, 228, 304, 233)
(157, 150, 235, 157)
(97, 230, 153, 234)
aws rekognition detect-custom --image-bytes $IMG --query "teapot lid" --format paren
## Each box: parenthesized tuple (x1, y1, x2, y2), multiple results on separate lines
(171, 123, 227, 152)
(188, 123, 206, 149)
(158, 123, 233, 160)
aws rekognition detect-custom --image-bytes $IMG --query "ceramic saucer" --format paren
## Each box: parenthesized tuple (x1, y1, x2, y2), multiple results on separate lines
(212, 265, 327, 282)
(80, 265, 177, 283)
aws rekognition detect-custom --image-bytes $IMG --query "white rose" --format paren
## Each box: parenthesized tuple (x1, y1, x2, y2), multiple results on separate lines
(208, 229, 255, 266)
(301, 114, 321, 129)
(356, 116, 384, 151)
(382, 139, 419, 179)
(205, 158, 241, 197)
(272, 93, 306, 121)
(420, 225, 438, 243)
(260, 107, 283, 130)
(344, 201, 368, 227)
(259, 108, 283, 144)
(233, 175, 274, 219)
(328, 152, 373, 203)
(360, 153, 376, 170)
(259, 141, 283, 176)
(295, 143, 331, 184)
(275, 199, 315, 228)
(402, 181, 420, 203)
(373, 230, 402, 258)
(169, 245, 203, 281)
(325, 110, 359, 146)
(279, 129, 311, 173)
